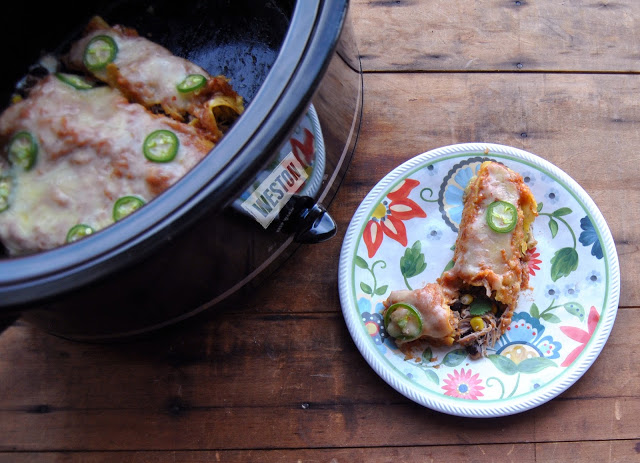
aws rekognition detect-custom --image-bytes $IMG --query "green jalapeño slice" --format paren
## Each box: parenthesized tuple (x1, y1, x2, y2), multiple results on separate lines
(83, 35, 118, 70)
(486, 200, 517, 233)
(143, 130, 179, 163)
(0, 175, 13, 212)
(66, 224, 95, 243)
(113, 195, 145, 221)
(176, 74, 206, 93)
(56, 72, 94, 90)
(8, 131, 38, 171)
(384, 302, 424, 341)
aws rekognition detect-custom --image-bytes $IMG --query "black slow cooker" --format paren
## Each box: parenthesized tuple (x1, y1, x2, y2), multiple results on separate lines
(0, 0, 362, 339)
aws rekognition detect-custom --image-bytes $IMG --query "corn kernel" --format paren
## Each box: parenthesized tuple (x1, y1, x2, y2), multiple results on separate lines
(460, 294, 473, 305)
(470, 316, 485, 332)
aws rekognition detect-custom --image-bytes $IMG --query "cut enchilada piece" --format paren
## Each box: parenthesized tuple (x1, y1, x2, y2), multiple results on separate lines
(65, 16, 244, 143)
(383, 283, 458, 347)
(438, 160, 538, 356)
(0, 75, 214, 255)
(382, 161, 537, 358)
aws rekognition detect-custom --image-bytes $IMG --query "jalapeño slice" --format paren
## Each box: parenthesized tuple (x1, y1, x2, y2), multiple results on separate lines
(83, 35, 118, 71)
(143, 130, 179, 162)
(113, 195, 145, 221)
(8, 131, 38, 171)
(0, 175, 12, 212)
(486, 200, 517, 233)
(177, 74, 206, 93)
(66, 224, 95, 243)
(384, 302, 424, 341)
(56, 73, 94, 90)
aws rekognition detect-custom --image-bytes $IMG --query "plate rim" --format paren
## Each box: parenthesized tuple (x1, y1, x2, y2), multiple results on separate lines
(338, 142, 620, 417)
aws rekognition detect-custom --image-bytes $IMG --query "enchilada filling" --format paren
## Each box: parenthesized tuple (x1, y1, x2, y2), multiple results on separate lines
(383, 161, 538, 358)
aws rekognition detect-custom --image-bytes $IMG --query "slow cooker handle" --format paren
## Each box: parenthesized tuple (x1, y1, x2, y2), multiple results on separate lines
(276, 195, 337, 244)
(294, 203, 337, 244)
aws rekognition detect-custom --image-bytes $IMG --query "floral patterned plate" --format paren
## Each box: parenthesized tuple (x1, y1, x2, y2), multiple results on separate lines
(338, 143, 620, 417)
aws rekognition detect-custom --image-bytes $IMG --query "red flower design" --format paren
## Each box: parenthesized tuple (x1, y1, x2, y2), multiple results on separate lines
(526, 246, 542, 276)
(362, 179, 426, 258)
(560, 306, 600, 367)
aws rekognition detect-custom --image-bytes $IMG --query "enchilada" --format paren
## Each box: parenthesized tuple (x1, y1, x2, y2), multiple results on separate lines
(65, 16, 244, 143)
(383, 161, 538, 357)
(0, 75, 214, 255)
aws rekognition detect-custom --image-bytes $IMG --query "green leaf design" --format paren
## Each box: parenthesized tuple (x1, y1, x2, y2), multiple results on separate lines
(548, 217, 559, 238)
(422, 346, 434, 363)
(354, 256, 369, 269)
(564, 301, 585, 322)
(442, 349, 468, 367)
(488, 354, 518, 375)
(374, 285, 388, 296)
(550, 247, 579, 281)
(360, 282, 373, 295)
(400, 240, 427, 279)
(530, 303, 540, 318)
(516, 357, 556, 374)
(540, 312, 561, 323)
(423, 369, 439, 385)
(552, 207, 573, 217)
(469, 299, 491, 316)
(537, 201, 543, 212)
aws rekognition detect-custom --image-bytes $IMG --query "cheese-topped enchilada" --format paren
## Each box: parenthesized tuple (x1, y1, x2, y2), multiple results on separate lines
(0, 75, 214, 255)
(383, 161, 538, 358)
(65, 16, 244, 143)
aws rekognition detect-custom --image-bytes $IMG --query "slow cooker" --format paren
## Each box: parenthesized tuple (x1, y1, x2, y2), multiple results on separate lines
(0, 0, 362, 339)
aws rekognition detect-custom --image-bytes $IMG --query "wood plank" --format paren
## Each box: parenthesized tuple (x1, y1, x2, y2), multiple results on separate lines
(0, 306, 637, 451)
(2, 306, 638, 407)
(351, 0, 640, 72)
(1, 445, 534, 463)
(0, 306, 637, 411)
(0, 398, 639, 451)
(0, 440, 638, 463)
(348, 72, 640, 306)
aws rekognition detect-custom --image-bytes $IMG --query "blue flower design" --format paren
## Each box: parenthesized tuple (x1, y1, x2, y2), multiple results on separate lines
(425, 163, 439, 176)
(495, 312, 562, 360)
(543, 284, 560, 299)
(586, 270, 602, 286)
(578, 216, 603, 259)
(426, 226, 443, 241)
(564, 283, 579, 298)
(358, 298, 389, 350)
(442, 165, 478, 227)
(444, 183, 466, 226)
(544, 188, 560, 204)
(520, 171, 536, 187)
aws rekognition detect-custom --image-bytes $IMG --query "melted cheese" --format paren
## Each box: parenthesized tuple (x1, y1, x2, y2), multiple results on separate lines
(66, 17, 244, 142)
(0, 76, 214, 255)
(439, 161, 538, 327)
(384, 283, 456, 343)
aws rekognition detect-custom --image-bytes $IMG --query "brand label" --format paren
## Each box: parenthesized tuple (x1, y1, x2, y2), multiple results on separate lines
(241, 151, 309, 228)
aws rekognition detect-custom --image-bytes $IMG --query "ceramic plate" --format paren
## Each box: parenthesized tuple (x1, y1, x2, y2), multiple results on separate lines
(338, 143, 620, 417)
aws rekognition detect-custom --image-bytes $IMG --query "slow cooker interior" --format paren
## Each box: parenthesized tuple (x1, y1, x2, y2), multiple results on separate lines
(0, 0, 295, 259)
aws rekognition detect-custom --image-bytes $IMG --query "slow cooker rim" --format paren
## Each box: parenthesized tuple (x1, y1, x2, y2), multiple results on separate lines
(0, 0, 350, 309)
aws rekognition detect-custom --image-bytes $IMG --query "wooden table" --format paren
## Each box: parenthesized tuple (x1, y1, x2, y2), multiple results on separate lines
(1, 1, 639, 461)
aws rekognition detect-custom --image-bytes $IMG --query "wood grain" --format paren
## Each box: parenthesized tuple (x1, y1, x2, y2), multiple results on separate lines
(351, 72, 640, 306)
(0, 305, 637, 451)
(351, 0, 640, 72)
(0, 440, 638, 463)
